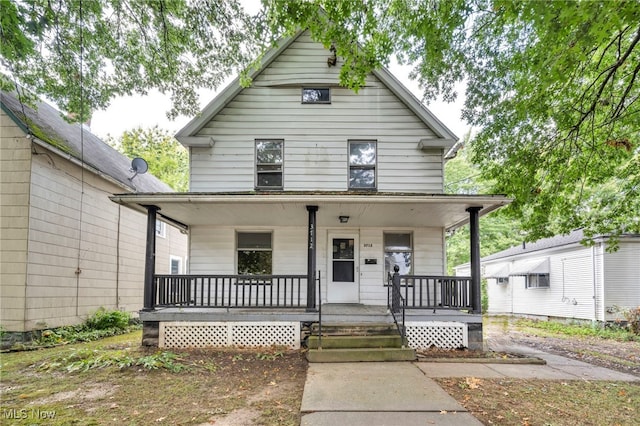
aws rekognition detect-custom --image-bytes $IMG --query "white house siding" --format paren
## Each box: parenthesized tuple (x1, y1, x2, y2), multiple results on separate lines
(487, 275, 513, 314)
(494, 246, 596, 320)
(603, 239, 640, 320)
(0, 112, 32, 332)
(189, 224, 444, 306)
(190, 31, 444, 193)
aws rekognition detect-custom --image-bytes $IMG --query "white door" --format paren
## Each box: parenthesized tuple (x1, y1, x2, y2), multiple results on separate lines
(327, 233, 359, 303)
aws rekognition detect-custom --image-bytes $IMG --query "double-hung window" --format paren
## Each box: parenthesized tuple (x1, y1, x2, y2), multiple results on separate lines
(256, 140, 283, 189)
(349, 140, 376, 189)
(237, 232, 272, 275)
(526, 274, 550, 289)
(384, 233, 413, 279)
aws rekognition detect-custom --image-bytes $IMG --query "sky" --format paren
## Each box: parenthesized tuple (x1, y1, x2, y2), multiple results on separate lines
(89, 0, 469, 141)
(90, 64, 470, 142)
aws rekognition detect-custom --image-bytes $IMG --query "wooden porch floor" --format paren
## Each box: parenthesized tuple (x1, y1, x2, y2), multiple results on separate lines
(139, 303, 480, 324)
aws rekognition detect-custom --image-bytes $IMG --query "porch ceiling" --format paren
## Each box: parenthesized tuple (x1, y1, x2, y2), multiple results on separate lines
(110, 192, 511, 230)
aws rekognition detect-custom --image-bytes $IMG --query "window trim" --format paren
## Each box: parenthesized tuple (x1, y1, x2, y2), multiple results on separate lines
(236, 231, 273, 277)
(383, 232, 413, 285)
(348, 140, 377, 190)
(155, 220, 166, 238)
(525, 274, 550, 289)
(301, 87, 331, 104)
(255, 139, 284, 190)
(170, 255, 182, 275)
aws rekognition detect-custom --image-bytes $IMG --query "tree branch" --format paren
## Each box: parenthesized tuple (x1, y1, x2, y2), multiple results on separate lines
(571, 25, 640, 137)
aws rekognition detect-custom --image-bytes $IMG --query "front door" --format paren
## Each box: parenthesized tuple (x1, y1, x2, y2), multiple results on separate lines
(327, 233, 359, 303)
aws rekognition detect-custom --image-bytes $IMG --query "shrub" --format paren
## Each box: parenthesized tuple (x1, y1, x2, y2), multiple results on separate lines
(623, 306, 640, 335)
(84, 307, 131, 331)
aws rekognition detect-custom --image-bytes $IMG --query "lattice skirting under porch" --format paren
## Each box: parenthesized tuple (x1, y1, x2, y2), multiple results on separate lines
(159, 321, 301, 349)
(405, 321, 468, 349)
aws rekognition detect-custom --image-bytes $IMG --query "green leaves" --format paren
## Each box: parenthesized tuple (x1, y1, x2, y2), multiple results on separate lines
(1, 0, 263, 121)
(107, 127, 189, 192)
(3, 0, 639, 241)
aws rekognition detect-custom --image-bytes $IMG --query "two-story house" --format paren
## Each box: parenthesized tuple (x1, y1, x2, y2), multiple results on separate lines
(111, 30, 510, 355)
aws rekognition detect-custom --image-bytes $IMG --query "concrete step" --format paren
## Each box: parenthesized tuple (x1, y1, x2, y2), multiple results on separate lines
(311, 323, 399, 336)
(308, 334, 403, 349)
(307, 347, 416, 362)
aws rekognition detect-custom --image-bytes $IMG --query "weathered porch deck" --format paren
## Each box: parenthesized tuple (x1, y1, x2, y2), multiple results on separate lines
(140, 303, 479, 325)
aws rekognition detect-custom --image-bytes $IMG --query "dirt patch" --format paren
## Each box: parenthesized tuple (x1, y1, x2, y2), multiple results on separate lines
(0, 333, 307, 426)
(437, 377, 640, 426)
(485, 317, 640, 377)
(432, 318, 640, 425)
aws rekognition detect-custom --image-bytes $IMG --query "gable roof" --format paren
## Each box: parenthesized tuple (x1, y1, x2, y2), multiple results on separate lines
(175, 30, 458, 146)
(1, 90, 172, 193)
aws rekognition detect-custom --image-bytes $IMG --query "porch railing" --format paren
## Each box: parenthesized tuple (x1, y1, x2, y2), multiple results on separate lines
(387, 275, 473, 310)
(387, 269, 407, 346)
(154, 274, 308, 308)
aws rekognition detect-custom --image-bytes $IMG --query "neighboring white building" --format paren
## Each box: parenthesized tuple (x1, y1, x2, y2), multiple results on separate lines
(0, 90, 187, 340)
(455, 229, 640, 322)
(112, 30, 510, 350)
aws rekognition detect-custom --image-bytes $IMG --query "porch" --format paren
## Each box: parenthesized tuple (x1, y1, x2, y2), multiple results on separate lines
(109, 191, 508, 352)
(140, 274, 482, 351)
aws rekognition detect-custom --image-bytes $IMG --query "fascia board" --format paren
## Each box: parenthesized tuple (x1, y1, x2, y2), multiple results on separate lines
(372, 67, 459, 143)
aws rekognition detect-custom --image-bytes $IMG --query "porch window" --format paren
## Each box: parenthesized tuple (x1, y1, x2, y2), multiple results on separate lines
(525, 274, 549, 289)
(256, 140, 283, 189)
(349, 140, 377, 189)
(237, 232, 272, 275)
(302, 88, 331, 104)
(384, 233, 413, 278)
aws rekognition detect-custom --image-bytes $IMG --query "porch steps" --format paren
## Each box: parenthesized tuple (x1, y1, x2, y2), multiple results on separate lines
(306, 323, 416, 362)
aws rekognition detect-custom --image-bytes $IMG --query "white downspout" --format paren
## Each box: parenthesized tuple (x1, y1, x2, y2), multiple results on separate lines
(591, 244, 598, 322)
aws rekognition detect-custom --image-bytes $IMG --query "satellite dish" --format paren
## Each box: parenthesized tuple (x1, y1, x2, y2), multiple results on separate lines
(128, 157, 148, 181)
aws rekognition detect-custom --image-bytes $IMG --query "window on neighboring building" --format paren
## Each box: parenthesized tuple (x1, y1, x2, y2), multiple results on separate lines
(256, 140, 283, 189)
(349, 140, 376, 189)
(155, 220, 166, 238)
(384, 233, 413, 280)
(170, 256, 182, 274)
(237, 232, 272, 275)
(302, 88, 331, 104)
(526, 274, 550, 289)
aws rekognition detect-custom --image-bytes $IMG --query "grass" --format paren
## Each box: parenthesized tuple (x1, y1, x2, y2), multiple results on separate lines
(2, 317, 639, 425)
(0, 331, 306, 425)
(513, 317, 640, 342)
(438, 377, 640, 425)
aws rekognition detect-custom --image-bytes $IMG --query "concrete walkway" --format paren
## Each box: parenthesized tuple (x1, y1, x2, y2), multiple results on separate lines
(300, 347, 638, 426)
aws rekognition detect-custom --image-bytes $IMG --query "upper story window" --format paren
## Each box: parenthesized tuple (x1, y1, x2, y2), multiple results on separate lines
(302, 88, 331, 104)
(256, 139, 283, 190)
(349, 140, 376, 190)
(237, 232, 272, 275)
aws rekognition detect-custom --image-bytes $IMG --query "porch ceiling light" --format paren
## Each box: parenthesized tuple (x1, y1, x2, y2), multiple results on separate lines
(339, 215, 349, 223)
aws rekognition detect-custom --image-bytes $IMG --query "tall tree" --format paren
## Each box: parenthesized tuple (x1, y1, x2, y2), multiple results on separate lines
(107, 127, 188, 192)
(261, 0, 640, 244)
(0, 0, 263, 121)
(3, 1, 639, 242)
(444, 137, 522, 272)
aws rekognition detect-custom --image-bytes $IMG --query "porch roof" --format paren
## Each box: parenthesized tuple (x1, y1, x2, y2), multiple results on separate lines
(109, 191, 511, 231)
